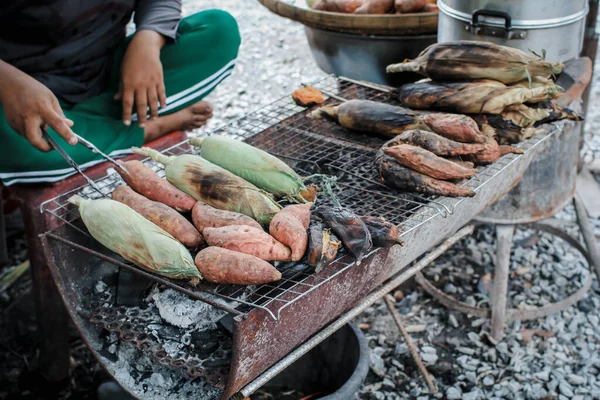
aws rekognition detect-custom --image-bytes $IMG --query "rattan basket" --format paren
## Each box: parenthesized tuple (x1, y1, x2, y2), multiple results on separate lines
(256, 0, 438, 36)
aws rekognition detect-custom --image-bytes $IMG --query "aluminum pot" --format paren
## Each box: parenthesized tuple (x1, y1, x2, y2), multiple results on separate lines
(305, 27, 437, 86)
(438, 0, 588, 62)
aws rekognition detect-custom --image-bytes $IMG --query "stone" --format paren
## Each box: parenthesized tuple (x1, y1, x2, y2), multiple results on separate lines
(483, 375, 495, 386)
(457, 346, 476, 356)
(559, 380, 575, 397)
(370, 353, 386, 377)
(535, 370, 551, 382)
(445, 283, 458, 294)
(446, 387, 462, 400)
(463, 389, 482, 400)
(421, 353, 439, 365)
(449, 314, 459, 328)
(567, 374, 585, 385)
(382, 378, 396, 390)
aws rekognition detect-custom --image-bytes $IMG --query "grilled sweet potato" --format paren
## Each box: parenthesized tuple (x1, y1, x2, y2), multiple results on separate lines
(391, 130, 489, 156)
(376, 153, 476, 197)
(192, 202, 262, 232)
(203, 225, 292, 261)
(270, 203, 312, 261)
(395, 0, 426, 13)
(307, 223, 341, 273)
(312, 0, 393, 13)
(359, 216, 404, 247)
(420, 113, 486, 143)
(111, 186, 203, 248)
(195, 247, 281, 285)
(315, 206, 373, 261)
(466, 138, 524, 165)
(116, 160, 196, 212)
(292, 86, 325, 107)
(356, 0, 394, 13)
(383, 144, 478, 180)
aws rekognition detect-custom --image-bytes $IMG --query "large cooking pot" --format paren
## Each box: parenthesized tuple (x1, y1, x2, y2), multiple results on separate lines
(438, 0, 588, 62)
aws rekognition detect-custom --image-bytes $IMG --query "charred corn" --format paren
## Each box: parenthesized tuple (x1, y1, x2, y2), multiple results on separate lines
(68, 195, 201, 284)
(396, 80, 553, 114)
(132, 147, 281, 225)
(511, 77, 563, 103)
(386, 41, 563, 84)
(189, 136, 315, 203)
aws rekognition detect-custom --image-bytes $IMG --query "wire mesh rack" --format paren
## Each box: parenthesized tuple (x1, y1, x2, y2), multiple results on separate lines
(40, 76, 557, 320)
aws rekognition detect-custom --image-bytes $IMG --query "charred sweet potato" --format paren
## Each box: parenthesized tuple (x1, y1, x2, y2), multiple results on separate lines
(315, 206, 372, 261)
(112, 186, 203, 248)
(383, 144, 478, 180)
(391, 130, 489, 156)
(203, 225, 292, 261)
(359, 216, 404, 247)
(307, 223, 341, 273)
(192, 202, 262, 233)
(116, 160, 196, 212)
(195, 247, 281, 285)
(420, 113, 486, 143)
(466, 137, 524, 165)
(376, 153, 476, 197)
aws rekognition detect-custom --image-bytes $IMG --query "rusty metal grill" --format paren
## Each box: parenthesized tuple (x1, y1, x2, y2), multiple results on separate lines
(39, 76, 555, 321)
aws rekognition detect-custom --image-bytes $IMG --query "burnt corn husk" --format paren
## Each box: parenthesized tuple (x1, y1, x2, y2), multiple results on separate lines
(386, 41, 563, 84)
(388, 130, 489, 156)
(359, 216, 404, 247)
(512, 77, 564, 103)
(311, 99, 429, 138)
(315, 206, 373, 261)
(307, 223, 341, 273)
(376, 152, 476, 198)
(396, 80, 552, 114)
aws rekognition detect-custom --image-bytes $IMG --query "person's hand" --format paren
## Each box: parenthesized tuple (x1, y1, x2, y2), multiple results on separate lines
(0, 60, 77, 152)
(115, 30, 167, 128)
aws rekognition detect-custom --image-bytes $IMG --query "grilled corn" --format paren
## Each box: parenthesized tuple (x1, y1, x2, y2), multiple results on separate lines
(189, 136, 315, 203)
(132, 147, 281, 225)
(387, 41, 563, 84)
(396, 79, 553, 114)
(68, 195, 201, 284)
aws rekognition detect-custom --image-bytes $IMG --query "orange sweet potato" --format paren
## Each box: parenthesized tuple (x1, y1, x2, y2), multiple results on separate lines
(203, 225, 292, 261)
(383, 144, 478, 180)
(195, 247, 281, 285)
(395, 0, 426, 13)
(292, 87, 325, 107)
(269, 203, 313, 261)
(116, 160, 196, 212)
(112, 185, 203, 248)
(192, 201, 262, 233)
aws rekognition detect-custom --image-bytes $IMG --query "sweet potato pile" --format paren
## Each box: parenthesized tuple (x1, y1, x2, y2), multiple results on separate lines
(311, 0, 437, 14)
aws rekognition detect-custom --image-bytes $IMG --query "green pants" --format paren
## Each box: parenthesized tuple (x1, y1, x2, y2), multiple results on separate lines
(0, 10, 240, 186)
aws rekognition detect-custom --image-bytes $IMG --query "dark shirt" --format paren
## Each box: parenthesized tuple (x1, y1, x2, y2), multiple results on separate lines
(0, 0, 182, 103)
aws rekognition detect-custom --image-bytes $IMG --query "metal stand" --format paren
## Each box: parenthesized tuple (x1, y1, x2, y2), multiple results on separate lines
(416, 197, 599, 342)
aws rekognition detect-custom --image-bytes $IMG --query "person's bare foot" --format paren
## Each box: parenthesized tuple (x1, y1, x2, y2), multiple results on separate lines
(143, 100, 213, 143)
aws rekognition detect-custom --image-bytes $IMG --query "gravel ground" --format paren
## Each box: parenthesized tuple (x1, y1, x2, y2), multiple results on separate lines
(2, 1, 600, 399)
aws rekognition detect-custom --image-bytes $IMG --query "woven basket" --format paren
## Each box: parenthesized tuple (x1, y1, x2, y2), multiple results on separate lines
(256, 0, 438, 36)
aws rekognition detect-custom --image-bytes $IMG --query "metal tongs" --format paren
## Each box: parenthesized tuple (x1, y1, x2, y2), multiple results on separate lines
(42, 129, 129, 197)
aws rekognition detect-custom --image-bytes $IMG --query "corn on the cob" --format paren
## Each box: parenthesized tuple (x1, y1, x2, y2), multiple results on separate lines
(132, 147, 281, 225)
(501, 103, 583, 128)
(68, 195, 201, 284)
(396, 80, 552, 114)
(386, 41, 563, 84)
(511, 77, 564, 103)
(189, 136, 315, 203)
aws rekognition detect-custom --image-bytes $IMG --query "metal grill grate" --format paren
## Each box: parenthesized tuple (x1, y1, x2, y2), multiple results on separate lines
(40, 76, 556, 320)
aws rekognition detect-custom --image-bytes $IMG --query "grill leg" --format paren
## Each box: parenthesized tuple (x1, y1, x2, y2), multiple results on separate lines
(573, 194, 600, 280)
(20, 201, 70, 382)
(490, 224, 515, 342)
(0, 187, 10, 266)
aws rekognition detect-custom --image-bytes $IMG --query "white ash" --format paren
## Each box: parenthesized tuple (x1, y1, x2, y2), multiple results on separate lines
(152, 289, 227, 330)
(95, 280, 108, 293)
(107, 341, 223, 400)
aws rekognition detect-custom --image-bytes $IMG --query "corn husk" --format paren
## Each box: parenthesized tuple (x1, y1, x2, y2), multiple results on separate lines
(189, 136, 315, 203)
(132, 147, 281, 225)
(387, 41, 563, 84)
(68, 195, 201, 283)
(396, 79, 553, 114)
(511, 77, 564, 103)
(502, 103, 583, 128)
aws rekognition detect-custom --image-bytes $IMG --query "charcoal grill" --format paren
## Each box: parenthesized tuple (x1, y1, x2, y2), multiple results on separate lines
(38, 76, 559, 399)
